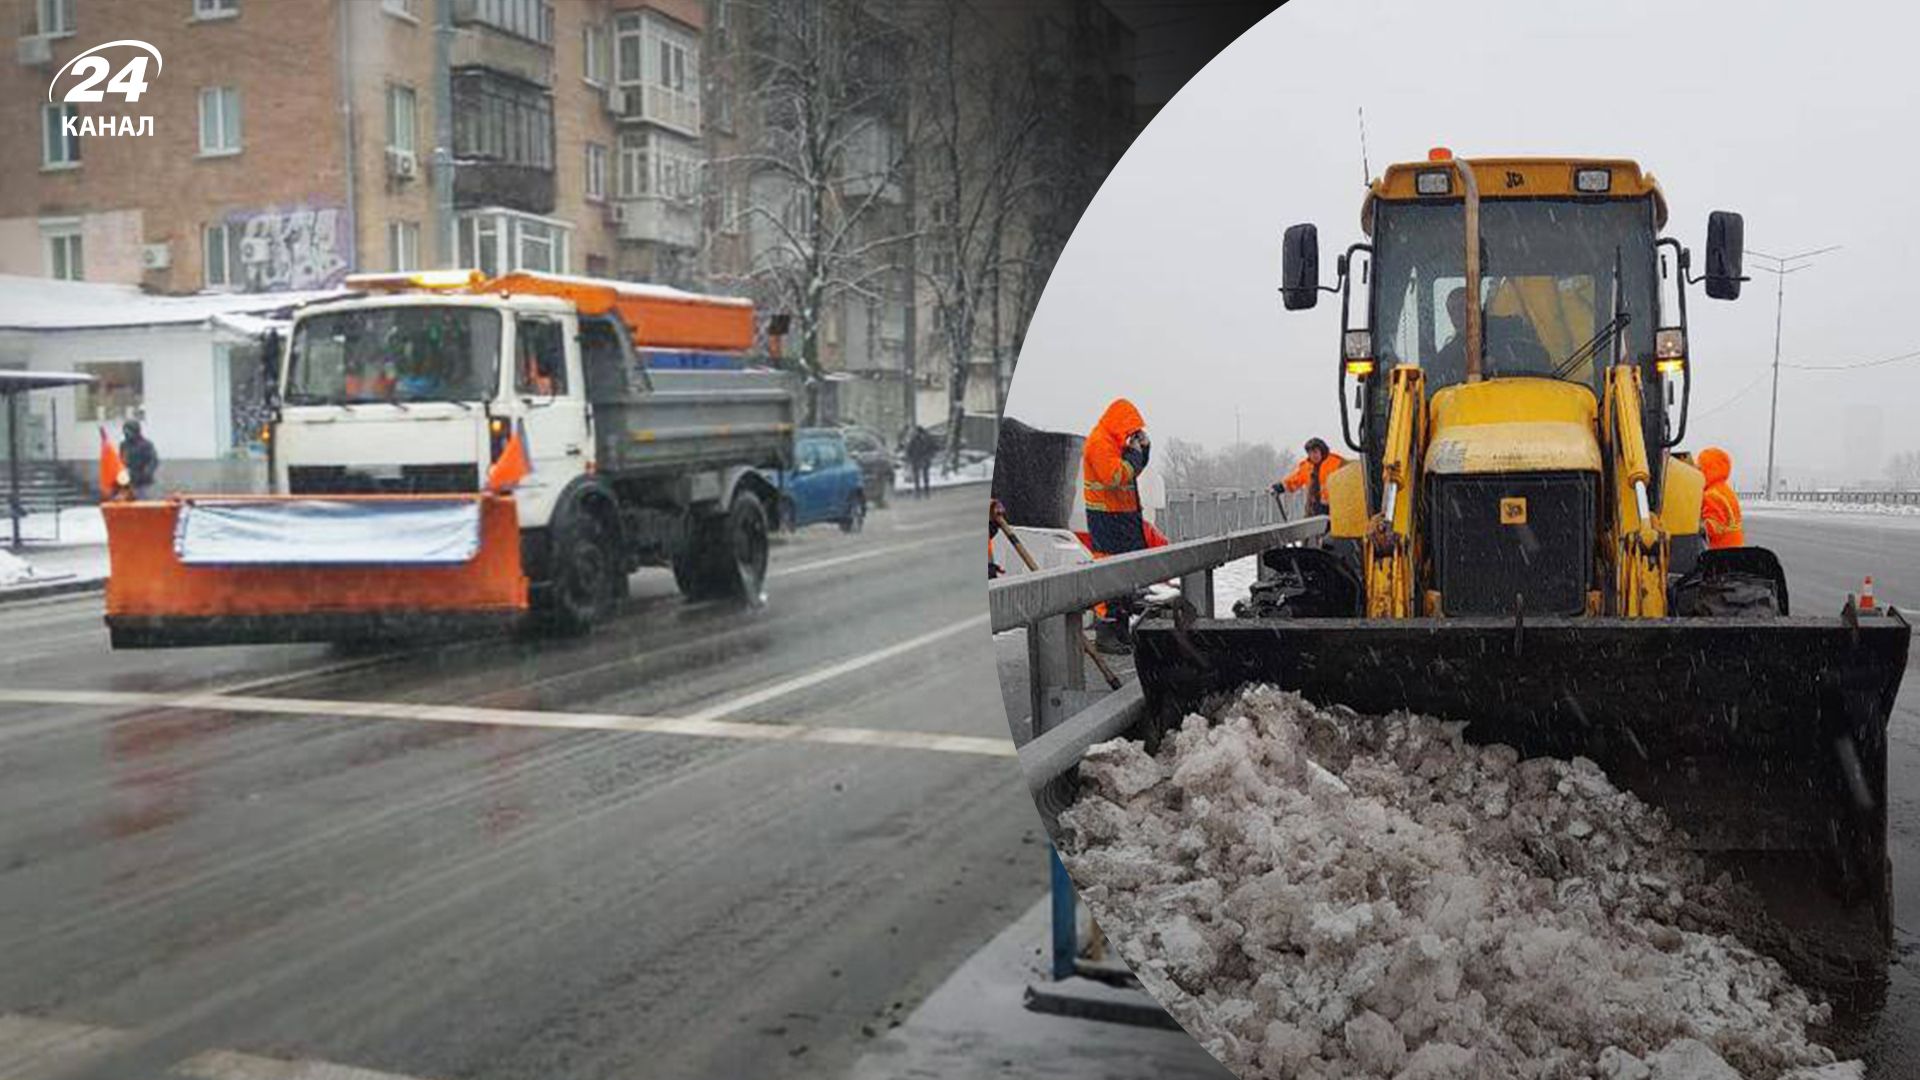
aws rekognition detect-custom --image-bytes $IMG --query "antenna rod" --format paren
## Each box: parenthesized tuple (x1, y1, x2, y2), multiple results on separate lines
(1358, 107, 1371, 186)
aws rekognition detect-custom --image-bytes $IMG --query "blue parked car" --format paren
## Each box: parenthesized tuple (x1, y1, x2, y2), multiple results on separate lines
(768, 428, 867, 533)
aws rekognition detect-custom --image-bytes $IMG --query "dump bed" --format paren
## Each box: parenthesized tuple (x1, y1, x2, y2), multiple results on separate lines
(592, 368, 799, 477)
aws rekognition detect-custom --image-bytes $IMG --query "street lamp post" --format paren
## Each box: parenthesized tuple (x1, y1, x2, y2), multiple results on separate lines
(1747, 246, 1840, 500)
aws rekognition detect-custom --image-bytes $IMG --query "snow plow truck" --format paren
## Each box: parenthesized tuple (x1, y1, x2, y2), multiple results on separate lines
(1130, 151, 1910, 988)
(103, 270, 795, 647)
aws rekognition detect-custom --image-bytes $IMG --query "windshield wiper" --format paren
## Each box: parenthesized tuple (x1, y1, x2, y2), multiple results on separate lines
(1552, 310, 1630, 380)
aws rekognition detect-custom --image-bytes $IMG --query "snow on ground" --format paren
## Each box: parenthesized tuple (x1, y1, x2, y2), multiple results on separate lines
(895, 455, 994, 492)
(1060, 685, 1853, 1080)
(8, 506, 107, 546)
(1746, 500, 1920, 529)
(1212, 555, 1259, 614)
(0, 549, 33, 587)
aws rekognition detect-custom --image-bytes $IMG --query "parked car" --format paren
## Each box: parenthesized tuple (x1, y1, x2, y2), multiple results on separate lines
(839, 425, 895, 508)
(766, 428, 867, 533)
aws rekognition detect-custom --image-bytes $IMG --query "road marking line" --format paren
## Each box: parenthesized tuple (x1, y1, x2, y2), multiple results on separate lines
(179, 1047, 438, 1080)
(681, 613, 989, 723)
(0, 1013, 435, 1080)
(0, 646, 1013, 760)
(770, 532, 966, 577)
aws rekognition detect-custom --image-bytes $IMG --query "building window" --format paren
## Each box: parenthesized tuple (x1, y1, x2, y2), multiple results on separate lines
(193, 0, 240, 20)
(387, 84, 417, 154)
(198, 87, 242, 155)
(44, 222, 84, 281)
(388, 221, 420, 272)
(37, 0, 75, 35)
(204, 222, 244, 288)
(458, 210, 571, 277)
(616, 130, 699, 201)
(382, 0, 418, 19)
(583, 23, 608, 86)
(465, 0, 553, 44)
(585, 142, 608, 202)
(76, 362, 143, 422)
(452, 72, 553, 169)
(42, 104, 80, 168)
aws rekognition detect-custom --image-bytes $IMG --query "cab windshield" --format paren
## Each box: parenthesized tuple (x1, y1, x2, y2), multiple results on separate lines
(1370, 198, 1659, 393)
(286, 305, 502, 405)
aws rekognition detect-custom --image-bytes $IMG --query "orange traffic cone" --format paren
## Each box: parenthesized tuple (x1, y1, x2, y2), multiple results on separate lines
(1860, 576, 1876, 612)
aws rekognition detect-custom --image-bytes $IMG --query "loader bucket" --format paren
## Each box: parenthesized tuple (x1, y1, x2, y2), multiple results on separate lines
(104, 495, 529, 648)
(1130, 613, 1911, 991)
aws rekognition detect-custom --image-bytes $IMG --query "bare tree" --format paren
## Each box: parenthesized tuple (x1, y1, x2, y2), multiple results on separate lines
(723, 0, 918, 421)
(911, 0, 1047, 467)
(1887, 449, 1920, 489)
(1160, 439, 1296, 493)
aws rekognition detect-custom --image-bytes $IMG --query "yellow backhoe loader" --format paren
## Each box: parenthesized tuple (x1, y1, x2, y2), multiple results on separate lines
(1132, 150, 1910, 990)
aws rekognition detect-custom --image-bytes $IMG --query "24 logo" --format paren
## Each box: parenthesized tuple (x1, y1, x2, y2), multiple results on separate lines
(47, 40, 163, 103)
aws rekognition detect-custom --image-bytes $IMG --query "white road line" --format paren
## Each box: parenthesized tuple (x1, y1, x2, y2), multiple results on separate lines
(0, 1013, 435, 1080)
(681, 613, 990, 723)
(770, 532, 965, 577)
(0, 662, 1013, 761)
(179, 1047, 438, 1080)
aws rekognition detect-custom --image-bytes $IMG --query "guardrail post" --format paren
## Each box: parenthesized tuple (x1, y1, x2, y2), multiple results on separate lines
(1027, 608, 1086, 737)
(1050, 845, 1077, 980)
(1181, 566, 1215, 618)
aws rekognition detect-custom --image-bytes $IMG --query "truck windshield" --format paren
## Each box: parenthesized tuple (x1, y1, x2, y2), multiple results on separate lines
(286, 306, 502, 405)
(1370, 198, 1658, 393)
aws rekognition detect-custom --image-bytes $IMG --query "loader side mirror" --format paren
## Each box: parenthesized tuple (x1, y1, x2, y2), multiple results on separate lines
(1704, 211, 1744, 300)
(1281, 223, 1321, 310)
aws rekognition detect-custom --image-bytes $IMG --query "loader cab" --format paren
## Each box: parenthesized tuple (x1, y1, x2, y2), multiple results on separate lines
(1280, 154, 1745, 617)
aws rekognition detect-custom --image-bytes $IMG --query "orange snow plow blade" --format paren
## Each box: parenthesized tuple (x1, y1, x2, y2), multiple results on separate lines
(103, 495, 528, 648)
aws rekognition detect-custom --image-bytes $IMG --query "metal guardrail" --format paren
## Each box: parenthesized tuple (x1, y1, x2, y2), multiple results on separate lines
(990, 515, 1327, 983)
(1155, 488, 1302, 541)
(1743, 490, 1920, 506)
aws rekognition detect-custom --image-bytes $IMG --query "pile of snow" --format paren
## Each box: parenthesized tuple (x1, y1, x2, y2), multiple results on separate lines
(0, 549, 35, 587)
(894, 454, 994, 491)
(1059, 685, 1855, 1080)
(1212, 555, 1259, 614)
(1746, 498, 1920, 519)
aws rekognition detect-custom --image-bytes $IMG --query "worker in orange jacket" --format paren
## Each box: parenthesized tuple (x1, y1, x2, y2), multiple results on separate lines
(1082, 398, 1151, 652)
(1698, 446, 1745, 549)
(1276, 437, 1346, 517)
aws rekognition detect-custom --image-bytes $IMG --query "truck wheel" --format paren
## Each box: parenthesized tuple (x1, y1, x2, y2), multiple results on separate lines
(682, 494, 769, 604)
(546, 511, 618, 634)
(839, 493, 866, 534)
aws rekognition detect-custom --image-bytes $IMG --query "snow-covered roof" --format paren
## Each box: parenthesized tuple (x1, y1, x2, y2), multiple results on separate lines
(0, 274, 348, 332)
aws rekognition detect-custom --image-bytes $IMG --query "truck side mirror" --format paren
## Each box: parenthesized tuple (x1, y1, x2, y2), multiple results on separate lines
(1704, 211, 1744, 301)
(1281, 223, 1321, 311)
(260, 330, 282, 405)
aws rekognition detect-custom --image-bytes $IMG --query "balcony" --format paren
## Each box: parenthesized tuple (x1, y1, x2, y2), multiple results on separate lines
(455, 162, 555, 216)
(615, 197, 700, 248)
(614, 83, 700, 137)
(450, 16, 552, 86)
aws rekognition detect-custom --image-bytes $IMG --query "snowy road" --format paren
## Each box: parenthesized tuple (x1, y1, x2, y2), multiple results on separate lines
(0, 488, 1045, 1080)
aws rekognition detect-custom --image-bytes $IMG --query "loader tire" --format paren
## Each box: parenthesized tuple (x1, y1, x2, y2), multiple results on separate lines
(544, 511, 620, 635)
(680, 494, 769, 605)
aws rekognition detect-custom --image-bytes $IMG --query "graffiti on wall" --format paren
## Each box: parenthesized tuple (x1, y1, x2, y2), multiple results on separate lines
(229, 205, 352, 292)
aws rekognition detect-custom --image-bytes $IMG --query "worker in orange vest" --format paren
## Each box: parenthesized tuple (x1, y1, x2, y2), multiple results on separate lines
(1698, 446, 1745, 549)
(1276, 437, 1346, 517)
(1082, 398, 1150, 652)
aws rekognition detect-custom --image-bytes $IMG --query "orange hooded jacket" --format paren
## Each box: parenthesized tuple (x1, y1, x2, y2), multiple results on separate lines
(1698, 447, 1744, 549)
(1282, 452, 1347, 508)
(1083, 398, 1145, 516)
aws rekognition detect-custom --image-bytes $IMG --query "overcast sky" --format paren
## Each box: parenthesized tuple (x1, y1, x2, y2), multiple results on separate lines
(1007, 0, 1920, 491)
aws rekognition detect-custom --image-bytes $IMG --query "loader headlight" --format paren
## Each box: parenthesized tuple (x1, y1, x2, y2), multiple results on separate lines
(1574, 168, 1612, 193)
(1343, 330, 1373, 361)
(1415, 170, 1452, 196)
(1655, 328, 1686, 363)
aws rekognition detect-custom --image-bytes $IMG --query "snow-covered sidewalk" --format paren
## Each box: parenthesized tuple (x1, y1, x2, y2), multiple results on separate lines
(897, 455, 994, 492)
(2, 507, 110, 598)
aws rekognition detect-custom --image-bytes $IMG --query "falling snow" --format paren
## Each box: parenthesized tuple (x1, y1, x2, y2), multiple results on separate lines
(1059, 685, 1855, 1080)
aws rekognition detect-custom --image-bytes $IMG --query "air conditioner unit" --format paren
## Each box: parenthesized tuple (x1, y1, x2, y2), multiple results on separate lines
(386, 147, 418, 181)
(239, 237, 271, 264)
(16, 35, 53, 66)
(140, 243, 172, 271)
